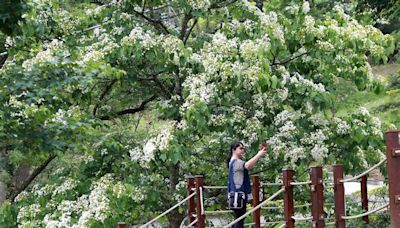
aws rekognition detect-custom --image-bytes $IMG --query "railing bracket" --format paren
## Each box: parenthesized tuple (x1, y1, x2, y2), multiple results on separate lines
(392, 148, 400, 157)
(395, 195, 400, 204)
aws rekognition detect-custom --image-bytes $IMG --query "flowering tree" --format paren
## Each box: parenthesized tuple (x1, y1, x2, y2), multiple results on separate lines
(0, 0, 394, 227)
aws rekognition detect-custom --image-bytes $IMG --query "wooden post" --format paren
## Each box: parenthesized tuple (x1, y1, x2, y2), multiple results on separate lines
(252, 175, 261, 228)
(283, 169, 295, 228)
(117, 222, 126, 228)
(333, 164, 346, 228)
(360, 175, 369, 225)
(385, 130, 400, 227)
(310, 166, 325, 228)
(195, 175, 206, 228)
(187, 176, 196, 225)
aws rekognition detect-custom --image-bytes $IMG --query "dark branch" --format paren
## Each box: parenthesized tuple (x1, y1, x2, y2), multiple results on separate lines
(93, 79, 118, 116)
(9, 155, 56, 202)
(141, 0, 146, 13)
(179, 11, 192, 41)
(184, 19, 198, 44)
(99, 95, 157, 120)
(136, 70, 172, 98)
(0, 52, 8, 69)
(133, 10, 170, 35)
(271, 51, 309, 66)
(209, 0, 239, 9)
(270, 50, 277, 65)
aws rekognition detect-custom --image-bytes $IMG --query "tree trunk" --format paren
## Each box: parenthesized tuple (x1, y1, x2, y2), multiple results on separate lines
(0, 148, 7, 205)
(167, 163, 185, 228)
(0, 181, 5, 205)
(7, 164, 31, 200)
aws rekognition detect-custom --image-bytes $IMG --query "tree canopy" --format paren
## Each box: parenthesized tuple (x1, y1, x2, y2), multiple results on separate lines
(0, 0, 395, 227)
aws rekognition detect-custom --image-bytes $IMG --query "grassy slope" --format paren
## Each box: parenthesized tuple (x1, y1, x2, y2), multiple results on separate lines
(336, 63, 400, 129)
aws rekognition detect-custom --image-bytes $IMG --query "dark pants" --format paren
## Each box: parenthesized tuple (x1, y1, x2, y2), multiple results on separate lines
(232, 206, 246, 228)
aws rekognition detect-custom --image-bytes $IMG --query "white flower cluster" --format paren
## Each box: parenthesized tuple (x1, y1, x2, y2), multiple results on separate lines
(131, 185, 146, 203)
(32, 183, 56, 198)
(352, 107, 382, 138)
(17, 204, 41, 226)
(46, 106, 80, 126)
(19, 175, 116, 227)
(187, 0, 211, 11)
(142, 140, 157, 162)
(309, 114, 328, 127)
(5, 36, 14, 47)
(54, 9, 80, 35)
(302, 1, 310, 14)
(316, 40, 334, 51)
(274, 110, 295, 126)
(159, 35, 184, 65)
(112, 182, 126, 198)
(310, 144, 329, 163)
(285, 146, 307, 166)
(129, 125, 173, 166)
(333, 117, 350, 135)
(241, 1, 285, 43)
(358, 107, 370, 116)
(52, 178, 77, 197)
(202, 33, 238, 70)
(209, 114, 228, 127)
(129, 147, 143, 161)
(182, 73, 216, 109)
(230, 106, 247, 123)
(121, 26, 157, 50)
(268, 111, 299, 160)
(239, 34, 270, 61)
(242, 117, 262, 144)
(289, 73, 326, 94)
(252, 94, 268, 109)
(332, 4, 351, 21)
(22, 39, 68, 71)
(79, 31, 119, 64)
(85, 5, 106, 17)
(304, 15, 315, 30)
(277, 88, 289, 101)
(285, 3, 300, 15)
(267, 109, 334, 165)
(356, 146, 369, 168)
(226, 19, 256, 36)
(8, 95, 25, 108)
(243, 65, 262, 90)
(308, 13, 391, 58)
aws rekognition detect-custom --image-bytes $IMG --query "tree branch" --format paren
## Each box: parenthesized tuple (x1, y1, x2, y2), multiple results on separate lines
(271, 51, 309, 66)
(93, 79, 118, 116)
(99, 95, 157, 120)
(179, 11, 192, 41)
(9, 155, 56, 202)
(136, 70, 172, 98)
(133, 10, 170, 35)
(184, 19, 198, 44)
(0, 52, 8, 69)
(209, 0, 239, 9)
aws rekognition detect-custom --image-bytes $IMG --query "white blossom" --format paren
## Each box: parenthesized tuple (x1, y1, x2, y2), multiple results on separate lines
(302, 1, 310, 14)
(358, 107, 370, 116)
(311, 144, 328, 163)
(187, 0, 211, 11)
(333, 117, 350, 135)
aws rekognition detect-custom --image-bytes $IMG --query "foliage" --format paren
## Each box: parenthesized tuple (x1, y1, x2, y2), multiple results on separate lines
(0, 0, 395, 226)
(0, 0, 26, 35)
(385, 70, 400, 90)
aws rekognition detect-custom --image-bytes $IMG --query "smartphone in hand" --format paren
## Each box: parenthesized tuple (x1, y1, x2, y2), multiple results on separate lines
(261, 143, 267, 150)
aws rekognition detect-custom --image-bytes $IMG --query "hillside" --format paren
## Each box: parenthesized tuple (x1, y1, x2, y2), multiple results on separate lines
(336, 63, 400, 128)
